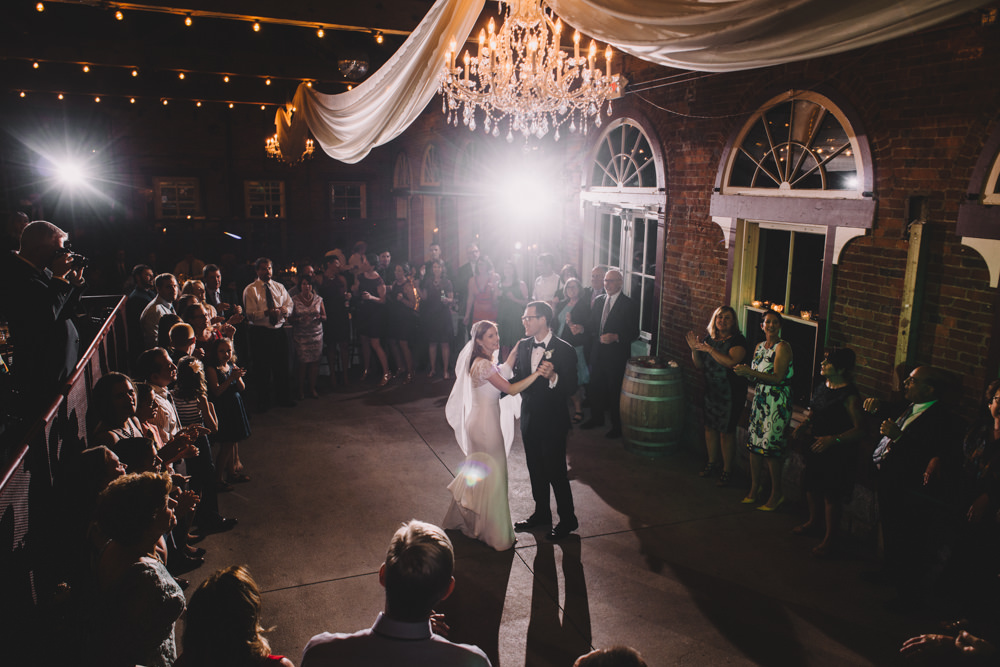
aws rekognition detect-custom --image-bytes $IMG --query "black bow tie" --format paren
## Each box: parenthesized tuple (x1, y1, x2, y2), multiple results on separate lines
(532, 341, 547, 349)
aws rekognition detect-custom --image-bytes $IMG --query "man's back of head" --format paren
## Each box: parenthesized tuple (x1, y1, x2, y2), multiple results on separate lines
(383, 520, 454, 622)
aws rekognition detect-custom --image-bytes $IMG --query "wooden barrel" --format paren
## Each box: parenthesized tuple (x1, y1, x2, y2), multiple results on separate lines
(619, 357, 684, 456)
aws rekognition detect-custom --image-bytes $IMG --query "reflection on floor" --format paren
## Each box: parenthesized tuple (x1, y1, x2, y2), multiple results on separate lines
(183, 375, 914, 666)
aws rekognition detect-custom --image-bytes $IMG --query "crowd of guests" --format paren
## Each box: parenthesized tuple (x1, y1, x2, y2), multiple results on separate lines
(688, 304, 1000, 658)
(0, 216, 652, 665)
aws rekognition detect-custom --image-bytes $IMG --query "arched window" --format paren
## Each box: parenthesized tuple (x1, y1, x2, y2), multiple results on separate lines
(724, 95, 865, 196)
(711, 90, 875, 404)
(581, 118, 665, 351)
(393, 152, 410, 192)
(420, 144, 441, 187)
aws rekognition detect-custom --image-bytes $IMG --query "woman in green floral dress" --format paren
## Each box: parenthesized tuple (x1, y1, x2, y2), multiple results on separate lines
(734, 310, 793, 511)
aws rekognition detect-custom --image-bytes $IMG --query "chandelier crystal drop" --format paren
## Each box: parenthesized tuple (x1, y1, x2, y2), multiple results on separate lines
(438, 0, 621, 141)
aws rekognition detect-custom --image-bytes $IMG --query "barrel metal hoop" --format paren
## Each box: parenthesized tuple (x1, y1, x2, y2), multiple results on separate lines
(622, 391, 681, 402)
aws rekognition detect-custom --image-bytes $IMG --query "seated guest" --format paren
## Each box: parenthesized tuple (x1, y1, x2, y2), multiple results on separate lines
(93, 472, 186, 667)
(141, 273, 179, 350)
(181, 279, 215, 319)
(866, 365, 960, 609)
(176, 565, 294, 667)
(301, 520, 490, 667)
(89, 372, 145, 448)
(575, 647, 648, 667)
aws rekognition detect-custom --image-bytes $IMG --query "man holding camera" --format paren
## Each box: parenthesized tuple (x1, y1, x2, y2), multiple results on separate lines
(0, 220, 86, 413)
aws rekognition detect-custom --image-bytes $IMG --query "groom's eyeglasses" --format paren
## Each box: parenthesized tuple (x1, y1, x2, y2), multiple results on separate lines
(520, 315, 541, 321)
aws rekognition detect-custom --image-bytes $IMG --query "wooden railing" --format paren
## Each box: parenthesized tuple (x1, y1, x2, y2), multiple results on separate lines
(0, 295, 128, 614)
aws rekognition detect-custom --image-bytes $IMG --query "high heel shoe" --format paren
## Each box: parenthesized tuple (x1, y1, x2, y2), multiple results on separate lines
(403, 373, 413, 384)
(741, 489, 762, 504)
(378, 372, 391, 387)
(698, 461, 719, 478)
(756, 496, 785, 512)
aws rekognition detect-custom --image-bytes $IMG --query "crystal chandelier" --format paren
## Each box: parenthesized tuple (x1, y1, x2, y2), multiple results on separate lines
(439, 0, 621, 142)
(265, 133, 315, 163)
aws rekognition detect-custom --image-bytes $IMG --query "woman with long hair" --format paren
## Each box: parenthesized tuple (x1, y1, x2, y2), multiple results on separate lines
(685, 306, 748, 487)
(443, 320, 541, 550)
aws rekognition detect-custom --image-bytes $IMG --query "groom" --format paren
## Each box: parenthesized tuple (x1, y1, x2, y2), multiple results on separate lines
(509, 301, 579, 540)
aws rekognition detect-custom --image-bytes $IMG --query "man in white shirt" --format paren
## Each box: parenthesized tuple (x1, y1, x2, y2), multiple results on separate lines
(531, 253, 560, 312)
(243, 257, 294, 411)
(302, 520, 491, 667)
(139, 273, 179, 350)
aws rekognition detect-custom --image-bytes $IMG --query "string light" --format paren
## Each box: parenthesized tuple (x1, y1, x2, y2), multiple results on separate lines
(223, 75, 229, 83)
(178, 72, 185, 80)
(58, 93, 64, 100)
(265, 78, 271, 85)
(196, 101, 202, 107)
(162, 99, 168, 105)
(184, 15, 192, 26)
(20, 91, 26, 98)
(252, 21, 260, 32)
(260, 105, 266, 110)
(375, 31, 384, 44)
(95, 96, 101, 103)
(229, 102, 234, 108)
(32, 61, 39, 69)
(36, 2, 44, 12)
(130, 97, 135, 103)
(317, 27, 324, 38)
(306, 81, 313, 88)
(132, 69, 138, 77)
(115, 10, 123, 21)
(82, 65, 90, 73)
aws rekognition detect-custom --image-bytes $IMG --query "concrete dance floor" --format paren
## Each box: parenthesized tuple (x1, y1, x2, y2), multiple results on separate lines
(183, 376, 918, 666)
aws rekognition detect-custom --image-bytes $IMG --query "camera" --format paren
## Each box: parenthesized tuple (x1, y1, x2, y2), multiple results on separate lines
(68, 252, 89, 269)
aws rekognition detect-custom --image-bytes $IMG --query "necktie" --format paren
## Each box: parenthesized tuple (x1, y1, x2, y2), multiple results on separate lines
(264, 281, 278, 325)
(532, 341, 546, 348)
(872, 404, 914, 465)
(601, 295, 612, 333)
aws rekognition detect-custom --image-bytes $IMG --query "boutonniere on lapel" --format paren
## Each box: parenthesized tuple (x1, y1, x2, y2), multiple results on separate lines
(544, 349, 553, 360)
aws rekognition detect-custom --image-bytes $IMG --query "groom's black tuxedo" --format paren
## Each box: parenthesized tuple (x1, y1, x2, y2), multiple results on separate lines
(510, 331, 578, 524)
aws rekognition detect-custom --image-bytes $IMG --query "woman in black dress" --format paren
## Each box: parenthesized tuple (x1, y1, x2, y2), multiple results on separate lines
(352, 253, 391, 386)
(685, 306, 748, 487)
(419, 259, 454, 380)
(792, 347, 863, 556)
(385, 262, 419, 383)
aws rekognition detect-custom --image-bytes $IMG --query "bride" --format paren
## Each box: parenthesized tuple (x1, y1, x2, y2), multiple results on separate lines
(444, 320, 541, 550)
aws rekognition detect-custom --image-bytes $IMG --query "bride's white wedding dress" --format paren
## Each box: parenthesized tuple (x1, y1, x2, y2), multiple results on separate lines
(443, 357, 516, 551)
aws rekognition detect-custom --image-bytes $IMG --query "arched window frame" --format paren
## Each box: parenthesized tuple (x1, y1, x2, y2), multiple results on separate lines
(957, 117, 1000, 287)
(420, 144, 441, 188)
(710, 89, 876, 404)
(581, 116, 666, 352)
(392, 152, 411, 192)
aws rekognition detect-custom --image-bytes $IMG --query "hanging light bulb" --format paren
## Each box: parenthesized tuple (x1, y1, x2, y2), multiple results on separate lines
(58, 93, 64, 100)
(95, 96, 101, 103)
(252, 21, 261, 32)
(228, 103, 234, 108)
(184, 15, 192, 26)
(265, 78, 271, 86)
(82, 65, 90, 73)
(178, 72, 185, 80)
(19, 91, 26, 98)
(32, 61, 39, 69)
(375, 31, 384, 44)
(162, 99, 168, 105)
(223, 75, 230, 83)
(36, 2, 44, 11)
(131, 69, 138, 77)
(317, 27, 324, 38)
(114, 10, 123, 20)
(196, 101, 202, 107)
(129, 97, 135, 103)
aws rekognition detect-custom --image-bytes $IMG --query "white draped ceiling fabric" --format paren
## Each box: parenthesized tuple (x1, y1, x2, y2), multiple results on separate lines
(276, 0, 987, 164)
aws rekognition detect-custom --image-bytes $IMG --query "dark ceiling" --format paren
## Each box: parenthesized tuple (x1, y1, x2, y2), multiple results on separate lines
(0, 0, 500, 109)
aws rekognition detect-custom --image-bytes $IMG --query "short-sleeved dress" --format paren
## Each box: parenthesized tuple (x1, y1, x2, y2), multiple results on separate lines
(801, 382, 860, 497)
(210, 363, 252, 442)
(292, 293, 324, 362)
(746, 341, 793, 457)
(698, 333, 749, 432)
(421, 278, 454, 343)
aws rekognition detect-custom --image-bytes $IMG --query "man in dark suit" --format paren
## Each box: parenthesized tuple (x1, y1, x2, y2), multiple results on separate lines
(0, 220, 85, 414)
(581, 268, 639, 439)
(509, 300, 579, 540)
(125, 264, 155, 366)
(866, 365, 958, 607)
